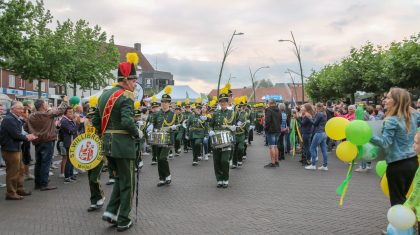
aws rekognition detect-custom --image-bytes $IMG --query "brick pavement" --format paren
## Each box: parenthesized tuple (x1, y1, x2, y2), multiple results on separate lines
(0, 136, 390, 235)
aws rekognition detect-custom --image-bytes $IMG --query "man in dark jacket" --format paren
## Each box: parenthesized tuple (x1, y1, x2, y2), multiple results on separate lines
(0, 101, 37, 200)
(264, 99, 282, 168)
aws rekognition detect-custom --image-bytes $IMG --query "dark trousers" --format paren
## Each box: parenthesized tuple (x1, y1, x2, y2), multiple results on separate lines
(34, 142, 54, 188)
(106, 157, 134, 226)
(21, 141, 31, 165)
(156, 146, 171, 180)
(192, 138, 203, 161)
(64, 147, 74, 179)
(277, 132, 285, 160)
(233, 135, 245, 165)
(387, 156, 418, 206)
(213, 147, 231, 181)
(88, 160, 104, 205)
(302, 133, 312, 161)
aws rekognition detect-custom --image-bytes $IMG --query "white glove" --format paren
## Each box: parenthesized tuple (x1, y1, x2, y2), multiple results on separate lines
(229, 125, 237, 132)
(139, 121, 144, 126)
(237, 121, 243, 126)
(185, 135, 190, 140)
(209, 130, 215, 137)
(200, 115, 207, 121)
(245, 120, 251, 124)
(171, 125, 177, 130)
(146, 124, 154, 132)
(250, 125, 255, 130)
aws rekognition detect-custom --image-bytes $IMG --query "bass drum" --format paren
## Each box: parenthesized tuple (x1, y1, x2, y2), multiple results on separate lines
(149, 131, 171, 146)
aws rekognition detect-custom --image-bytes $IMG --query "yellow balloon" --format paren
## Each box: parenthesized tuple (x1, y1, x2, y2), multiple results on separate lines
(336, 141, 358, 162)
(326, 117, 350, 140)
(381, 174, 413, 198)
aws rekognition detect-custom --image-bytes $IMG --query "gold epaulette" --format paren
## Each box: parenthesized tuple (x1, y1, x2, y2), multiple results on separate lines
(123, 90, 135, 101)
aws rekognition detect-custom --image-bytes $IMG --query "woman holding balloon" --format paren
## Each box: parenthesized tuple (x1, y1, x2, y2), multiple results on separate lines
(294, 103, 314, 165)
(370, 87, 419, 206)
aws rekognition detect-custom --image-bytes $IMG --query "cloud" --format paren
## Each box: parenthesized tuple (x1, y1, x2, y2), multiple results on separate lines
(43, 0, 420, 93)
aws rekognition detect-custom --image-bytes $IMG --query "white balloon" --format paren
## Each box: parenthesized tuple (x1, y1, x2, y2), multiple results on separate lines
(387, 205, 416, 230)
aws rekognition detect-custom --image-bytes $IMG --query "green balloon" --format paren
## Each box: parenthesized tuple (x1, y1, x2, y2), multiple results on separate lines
(345, 120, 372, 146)
(355, 145, 364, 161)
(361, 143, 379, 161)
(69, 96, 80, 106)
(375, 160, 387, 178)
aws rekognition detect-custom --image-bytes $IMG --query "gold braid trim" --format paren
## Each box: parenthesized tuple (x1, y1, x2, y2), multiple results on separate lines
(163, 113, 177, 127)
(223, 110, 235, 125)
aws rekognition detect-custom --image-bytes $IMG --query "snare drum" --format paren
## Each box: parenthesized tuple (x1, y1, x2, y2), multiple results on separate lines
(211, 131, 233, 148)
(148, 131, 171, 146)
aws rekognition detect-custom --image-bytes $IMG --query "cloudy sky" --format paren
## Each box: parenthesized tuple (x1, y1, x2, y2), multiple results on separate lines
(44, 0, 420, 93)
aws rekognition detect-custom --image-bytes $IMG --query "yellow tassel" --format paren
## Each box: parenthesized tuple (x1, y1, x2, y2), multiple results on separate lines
(152, 96, 157, 102)
(164, 86, 172, 95)
(192, 104, 196, 109)
(234, 97, 240, 105)
(134, 101, 140, 109)
(212, 96, 217, 101)
(177, 100, 182, 106)
(185, 98, 190, 105)
(89, 96, 98, 108)
(209, 100, 216, 107)
(196, 97, 201, 104)
(112, 82, 118, 87)
(126, 52, 139, 65)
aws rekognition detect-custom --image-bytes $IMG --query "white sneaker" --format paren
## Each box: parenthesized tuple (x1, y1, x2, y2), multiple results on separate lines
(198, 156, 202, 161)
(59, 173, 65, 178)
(305, 165, 316, 170)
(204, 155, 209, 161)
(0, 183, 6, 188)
(142, 152, 150, 156)
(49, 171, 54, 176)
(366, 165, 372, 170)
(318, 166, 328, 171)
(243, 156, 247, 160)
(151, 161, 157, 165)
(238, 161, 243, 167)
(97, 197, 106, 206)
(138, 161, 144, 168)
(355, 167, 368, 173)
(50, 164, 59, 169)
(192, 161, 198, 166)
(73, 170, 78, 175)
(25, 174, 35, 180)
(166, 175, 171, 181)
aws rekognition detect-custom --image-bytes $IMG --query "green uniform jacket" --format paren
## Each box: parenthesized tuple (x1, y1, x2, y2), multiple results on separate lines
(235, 110, 248, 136)
(152, 109, 177, 145)
(92, 85, 138, 159)
(175, 112, 185, 140)
(187, 113, 208, 139)
(210, 108, 236, 131)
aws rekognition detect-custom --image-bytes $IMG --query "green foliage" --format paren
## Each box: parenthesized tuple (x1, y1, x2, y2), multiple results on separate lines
(0, 0, 119, 97)
(254, 78, 274, 88)
(306, 34, 420, 102)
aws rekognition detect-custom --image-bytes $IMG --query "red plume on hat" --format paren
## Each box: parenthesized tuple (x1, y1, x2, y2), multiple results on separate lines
(119, 62, 132, 78)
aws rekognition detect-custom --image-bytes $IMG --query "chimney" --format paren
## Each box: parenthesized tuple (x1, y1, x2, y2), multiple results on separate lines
(134, 43, 141, 53)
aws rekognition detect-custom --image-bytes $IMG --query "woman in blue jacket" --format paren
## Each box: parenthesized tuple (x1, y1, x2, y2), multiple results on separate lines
(370, 88, 419, 206)
(59, 107, 78, 183)
(295, 103, 314, 166)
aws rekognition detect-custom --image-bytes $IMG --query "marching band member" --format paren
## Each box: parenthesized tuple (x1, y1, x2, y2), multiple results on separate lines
(232, 97, 249, 168)
(147, 86, 177, 187)
(186, 97, 208, 166)
(209, 87, 237, 188)
(148, 96, 160, 165)
(182, 99, 193, 153)
(174, 101, 184, 156)
(84, 97, 105, 212)
(93, 53, 139, 231)
(134, 101, 145, 169)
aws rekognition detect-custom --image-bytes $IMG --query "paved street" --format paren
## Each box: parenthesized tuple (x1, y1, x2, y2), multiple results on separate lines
(0, 136, 389, 235)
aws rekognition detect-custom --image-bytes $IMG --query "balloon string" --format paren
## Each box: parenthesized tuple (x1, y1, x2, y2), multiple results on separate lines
(338, 161, 354, 206)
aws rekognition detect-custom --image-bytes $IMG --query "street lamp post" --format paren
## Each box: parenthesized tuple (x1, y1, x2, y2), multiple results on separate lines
(249, 66, 270, 103)
(216, 30, 244, 99)
(278, 31, 305, 103)
(285, 70, 298, 105)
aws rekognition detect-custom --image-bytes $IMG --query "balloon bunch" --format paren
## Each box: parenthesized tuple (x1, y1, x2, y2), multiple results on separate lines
(325, 105, 376, 205)
(69, 96, 80, 108)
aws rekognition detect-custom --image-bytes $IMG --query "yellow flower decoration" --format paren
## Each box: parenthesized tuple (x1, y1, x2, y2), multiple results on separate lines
(220, 87, 229, 95)
(185, 98, 190, 105)
(212, 96, 217, 101)
(224, 82, 231, 90)
(196, 97, 201, 104)
(126, 52, 139, 65)
(177, 100, 182, 106)
(152, 95, 157, 102)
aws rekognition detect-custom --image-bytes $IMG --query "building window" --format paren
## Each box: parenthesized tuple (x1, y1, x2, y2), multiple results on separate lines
(146, 79, 151, 85)
(19, 79, 25, 89)
(33, 80, 46, 92)
(9, 74, 15, 88)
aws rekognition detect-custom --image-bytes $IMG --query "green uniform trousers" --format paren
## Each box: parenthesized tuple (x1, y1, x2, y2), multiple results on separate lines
(174, 131, 183, 152)
(88, 160, 104, 205)
(106, 156, 115, 180)
(233, 135, 245, 165)
(106, 157, 135, 226)
(192, 138, 203, 161)
(156, 146, 171, 180)
(213, 147, 231, 181)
